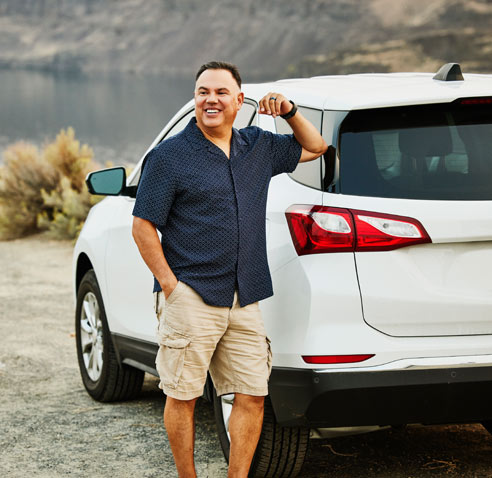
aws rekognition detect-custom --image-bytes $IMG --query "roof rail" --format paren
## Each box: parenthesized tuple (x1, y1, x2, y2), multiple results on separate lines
(433, 63, 464, 81)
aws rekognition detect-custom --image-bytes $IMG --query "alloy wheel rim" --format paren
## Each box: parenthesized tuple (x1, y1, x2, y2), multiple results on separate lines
(221, 393, 235, 442)
(80, 292, 104, 381)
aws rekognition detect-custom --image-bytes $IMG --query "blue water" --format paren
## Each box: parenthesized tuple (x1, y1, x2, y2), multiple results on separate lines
(0, 70, 195, 166)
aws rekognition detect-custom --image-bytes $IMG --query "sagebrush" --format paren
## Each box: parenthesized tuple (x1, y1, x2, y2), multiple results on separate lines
(0, 128, 102, 240)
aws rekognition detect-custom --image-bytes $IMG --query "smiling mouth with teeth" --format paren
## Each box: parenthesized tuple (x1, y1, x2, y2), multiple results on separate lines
(206, 109, 220, 113)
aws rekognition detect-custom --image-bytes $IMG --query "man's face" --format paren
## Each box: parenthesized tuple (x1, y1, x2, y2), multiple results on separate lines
(194, 69, 244, 133)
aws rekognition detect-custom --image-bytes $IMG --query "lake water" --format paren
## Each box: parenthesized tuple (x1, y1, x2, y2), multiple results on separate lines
(0, 69, 195, 166)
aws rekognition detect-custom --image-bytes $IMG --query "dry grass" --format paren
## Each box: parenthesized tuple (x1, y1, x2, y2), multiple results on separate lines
(0, 128, 102, 240)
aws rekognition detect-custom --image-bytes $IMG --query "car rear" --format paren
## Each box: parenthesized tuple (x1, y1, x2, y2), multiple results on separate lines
(267, 71, 492, 430)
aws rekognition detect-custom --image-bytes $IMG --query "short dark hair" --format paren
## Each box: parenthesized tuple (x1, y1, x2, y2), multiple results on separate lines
(195, 61, 242, 88)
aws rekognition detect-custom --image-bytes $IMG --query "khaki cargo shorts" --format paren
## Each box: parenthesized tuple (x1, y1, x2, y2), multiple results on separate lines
(154, 281, 272, 400)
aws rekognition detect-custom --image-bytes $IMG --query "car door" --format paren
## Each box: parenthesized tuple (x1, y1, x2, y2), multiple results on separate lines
(104, 101, 257, 342)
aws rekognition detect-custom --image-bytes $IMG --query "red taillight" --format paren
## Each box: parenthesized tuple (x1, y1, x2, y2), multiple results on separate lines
(285, 205, 354, 255)
(460, 97, 492, 105)
(285, 205, 431, 255)
(302, 354, 374, 364)
(352, 209, 431, 252)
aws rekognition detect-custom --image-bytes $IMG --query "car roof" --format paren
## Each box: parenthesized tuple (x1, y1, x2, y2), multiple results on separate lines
(242, 72, 492, 111)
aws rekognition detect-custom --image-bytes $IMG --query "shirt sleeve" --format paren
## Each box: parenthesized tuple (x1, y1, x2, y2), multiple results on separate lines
(263, 130, 302, 177)
(132, 146, 176, 227)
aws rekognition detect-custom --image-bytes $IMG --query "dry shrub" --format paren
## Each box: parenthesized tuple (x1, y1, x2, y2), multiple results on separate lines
(0, 128, 102, 240)
(43, 128, 95, 193)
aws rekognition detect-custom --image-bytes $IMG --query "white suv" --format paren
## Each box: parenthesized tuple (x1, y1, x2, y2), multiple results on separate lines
(74, 63, 492, 477)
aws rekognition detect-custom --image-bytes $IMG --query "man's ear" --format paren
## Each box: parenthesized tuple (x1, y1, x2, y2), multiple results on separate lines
(236, 92, 245, 110)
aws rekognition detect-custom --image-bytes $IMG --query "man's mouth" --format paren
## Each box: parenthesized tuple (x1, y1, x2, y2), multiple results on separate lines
(205, 109, 220, 114)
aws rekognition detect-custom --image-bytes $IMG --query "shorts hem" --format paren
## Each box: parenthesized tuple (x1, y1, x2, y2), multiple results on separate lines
(161, 386, 204, 401)
(215, 385, 269, 397)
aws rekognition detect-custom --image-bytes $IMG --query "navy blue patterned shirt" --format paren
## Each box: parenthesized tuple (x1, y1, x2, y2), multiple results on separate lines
(132, 117, 301, 307)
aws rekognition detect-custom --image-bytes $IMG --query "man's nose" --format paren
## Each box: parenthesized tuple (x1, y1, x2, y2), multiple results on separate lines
(207, 92, 218, 103)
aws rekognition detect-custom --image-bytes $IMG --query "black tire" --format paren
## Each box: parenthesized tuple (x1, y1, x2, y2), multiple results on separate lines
(75, 269, 144, 402)
(213, 390, 310, 477)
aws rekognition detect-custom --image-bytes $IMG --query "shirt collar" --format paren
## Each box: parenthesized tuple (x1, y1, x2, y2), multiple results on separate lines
(184, 117, 247, 155)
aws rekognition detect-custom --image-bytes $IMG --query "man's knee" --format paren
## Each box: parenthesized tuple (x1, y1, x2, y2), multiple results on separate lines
(233, 393, 265, 411)
(165, 396, 198, 414)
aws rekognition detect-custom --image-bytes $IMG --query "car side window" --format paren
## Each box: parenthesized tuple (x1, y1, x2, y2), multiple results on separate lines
(234, 101, 257, 129)
(275, 106, 323, 190)
(129, 109, 195, 187)
(164, 110, 196, 140)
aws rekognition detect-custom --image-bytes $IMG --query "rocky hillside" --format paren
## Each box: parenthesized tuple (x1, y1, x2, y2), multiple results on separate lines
(1, 0, 491, 80)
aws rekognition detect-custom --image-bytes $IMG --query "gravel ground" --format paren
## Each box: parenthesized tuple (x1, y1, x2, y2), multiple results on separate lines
(1, 236, 492, 478)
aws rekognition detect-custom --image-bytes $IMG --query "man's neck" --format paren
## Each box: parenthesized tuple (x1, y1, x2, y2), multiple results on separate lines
(197, 124, 232, 145)
(196, 124, 232, 157)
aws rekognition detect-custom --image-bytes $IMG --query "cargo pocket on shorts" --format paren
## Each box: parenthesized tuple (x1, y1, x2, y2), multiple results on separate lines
(266, 337, 273, 376)
(157, 323, 191, 390)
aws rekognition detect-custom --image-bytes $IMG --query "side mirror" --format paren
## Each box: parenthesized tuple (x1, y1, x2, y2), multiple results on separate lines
(86, 167, 132, 196)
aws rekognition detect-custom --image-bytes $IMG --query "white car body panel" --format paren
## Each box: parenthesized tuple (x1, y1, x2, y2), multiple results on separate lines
(73, 200, 112, 305)
(276, 73, 492, 110)
(103, 196, 156, 341)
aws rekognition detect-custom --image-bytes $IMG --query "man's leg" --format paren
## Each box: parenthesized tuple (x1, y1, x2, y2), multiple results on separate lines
(227, 393, 265, 478)
(164, 396, 198, 478)
(157, 283, 230, 476)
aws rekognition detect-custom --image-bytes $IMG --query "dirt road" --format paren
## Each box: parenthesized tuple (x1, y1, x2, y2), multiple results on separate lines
(1, 236, 492, 477)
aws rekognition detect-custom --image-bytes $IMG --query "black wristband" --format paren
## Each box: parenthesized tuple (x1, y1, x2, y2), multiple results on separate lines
(280, 100, 297, 120)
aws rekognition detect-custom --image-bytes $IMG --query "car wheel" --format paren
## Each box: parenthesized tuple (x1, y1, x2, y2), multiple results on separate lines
(213, 390, 310, 477)
(75, 269, 144, 401)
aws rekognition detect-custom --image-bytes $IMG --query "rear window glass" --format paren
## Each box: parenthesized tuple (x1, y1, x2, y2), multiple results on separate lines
(339, 101, 492, 200)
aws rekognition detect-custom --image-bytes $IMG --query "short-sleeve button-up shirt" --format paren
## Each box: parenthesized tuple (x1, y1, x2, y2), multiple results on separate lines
(132, 117, 301, 307)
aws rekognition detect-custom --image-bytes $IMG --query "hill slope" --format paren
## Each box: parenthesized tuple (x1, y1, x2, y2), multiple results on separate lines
(0, 0, 491, 79)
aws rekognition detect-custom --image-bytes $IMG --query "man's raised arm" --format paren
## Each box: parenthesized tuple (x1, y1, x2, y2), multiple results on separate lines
(259, 92, 328, 162)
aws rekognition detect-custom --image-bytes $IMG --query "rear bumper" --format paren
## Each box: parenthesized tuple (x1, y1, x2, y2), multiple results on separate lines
(268, 365, 492, 427)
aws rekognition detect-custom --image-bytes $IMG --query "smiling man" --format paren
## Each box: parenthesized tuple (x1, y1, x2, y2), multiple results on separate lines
(132, 61, 327, 478)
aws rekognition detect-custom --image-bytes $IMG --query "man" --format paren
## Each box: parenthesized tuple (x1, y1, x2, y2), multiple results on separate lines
(132, 61, 327, 478)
